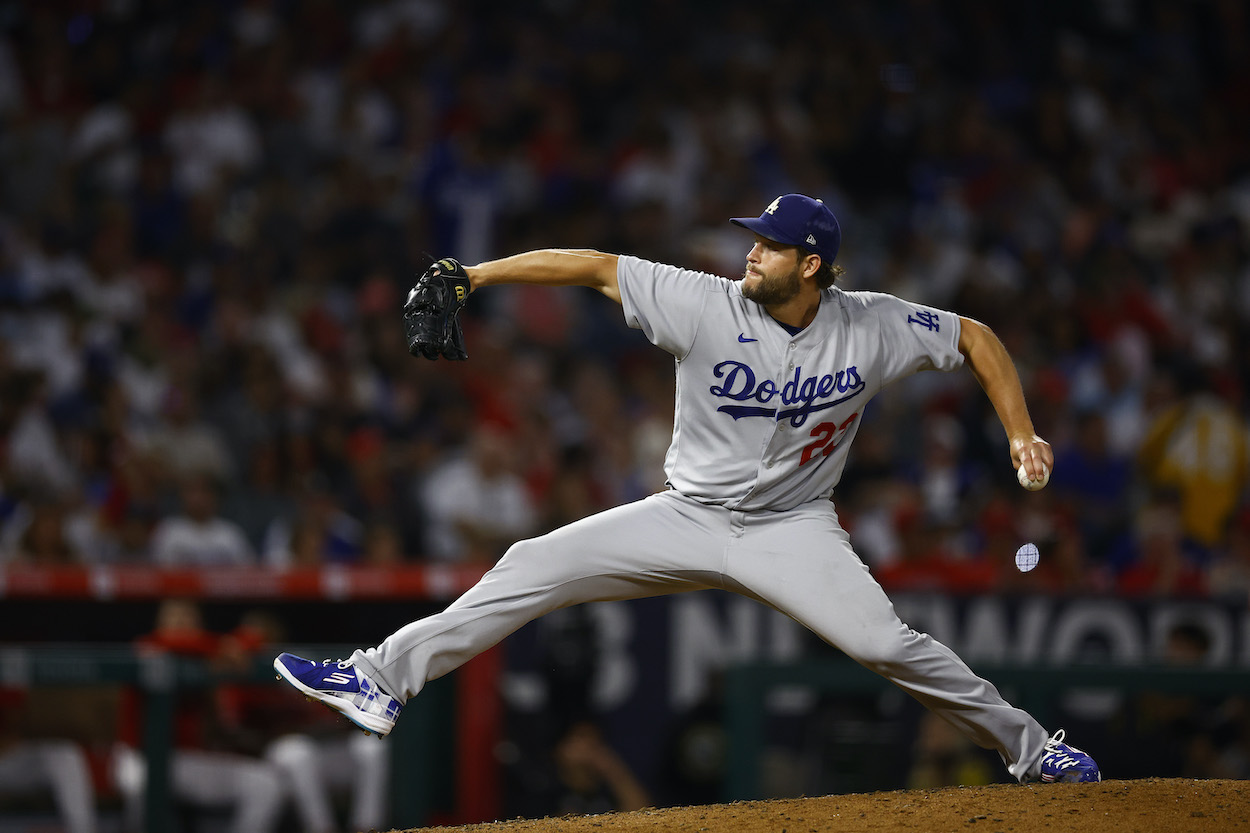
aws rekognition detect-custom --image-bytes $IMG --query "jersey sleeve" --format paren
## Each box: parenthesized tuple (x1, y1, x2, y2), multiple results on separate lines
(616, 255, 717, 358)
(867, 293, 964, 386)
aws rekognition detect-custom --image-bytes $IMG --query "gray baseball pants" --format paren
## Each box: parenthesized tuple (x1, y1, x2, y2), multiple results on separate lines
(352, 490, 1049, 781)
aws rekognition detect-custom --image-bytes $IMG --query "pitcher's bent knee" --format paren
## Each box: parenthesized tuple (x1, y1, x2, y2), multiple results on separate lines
(493, 533, 594, 588)
(841, 628, 922, 674)
(494, 535, 568, 576)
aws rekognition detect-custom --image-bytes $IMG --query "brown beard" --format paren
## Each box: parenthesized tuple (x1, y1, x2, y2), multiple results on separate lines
(741, 265, 801, 306)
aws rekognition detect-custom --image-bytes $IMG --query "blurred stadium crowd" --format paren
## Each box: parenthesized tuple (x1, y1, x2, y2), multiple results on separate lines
(2, 0, 1250, 601)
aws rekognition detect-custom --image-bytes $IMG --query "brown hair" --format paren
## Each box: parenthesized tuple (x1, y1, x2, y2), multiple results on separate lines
(814, 260, 845, 289)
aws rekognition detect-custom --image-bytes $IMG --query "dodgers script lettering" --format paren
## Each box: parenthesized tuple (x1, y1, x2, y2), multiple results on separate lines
(710, 360, 866, 426)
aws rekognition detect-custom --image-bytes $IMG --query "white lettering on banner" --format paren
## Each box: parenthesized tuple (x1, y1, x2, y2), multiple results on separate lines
(670, 595, 801, 709)
(889, 595, 1250, 667)
(1049, 601, 1145, 663)
(961, 599, 1013, 664)
(1015, 598, 1053, 665)
(895, 596, 1148, 664)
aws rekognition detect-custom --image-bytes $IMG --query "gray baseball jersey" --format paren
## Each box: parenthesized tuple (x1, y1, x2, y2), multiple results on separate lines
(351, 254, 1051, 783)
(617, 255, 963, 510)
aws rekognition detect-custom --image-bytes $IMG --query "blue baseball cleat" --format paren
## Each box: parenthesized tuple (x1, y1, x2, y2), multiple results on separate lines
(1038, 729, 1101, 783)
(273, 653, 402, 737)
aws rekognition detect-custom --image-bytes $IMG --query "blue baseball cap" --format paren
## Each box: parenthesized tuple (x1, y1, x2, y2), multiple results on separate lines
(731, 194, 841, 265)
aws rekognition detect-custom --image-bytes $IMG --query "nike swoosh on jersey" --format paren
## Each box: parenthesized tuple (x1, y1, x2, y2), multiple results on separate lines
(738, 333, 758, 343)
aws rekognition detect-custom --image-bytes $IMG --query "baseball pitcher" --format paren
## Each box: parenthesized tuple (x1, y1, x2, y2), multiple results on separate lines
(275, 194, 1100, 785)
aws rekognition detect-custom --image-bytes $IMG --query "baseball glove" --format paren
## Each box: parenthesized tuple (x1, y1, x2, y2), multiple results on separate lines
(403, 257, 471, 360)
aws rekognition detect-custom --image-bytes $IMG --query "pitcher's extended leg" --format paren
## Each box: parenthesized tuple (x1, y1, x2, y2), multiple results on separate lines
(724, 502, 1049, 781)
(353, 491, 726, 702)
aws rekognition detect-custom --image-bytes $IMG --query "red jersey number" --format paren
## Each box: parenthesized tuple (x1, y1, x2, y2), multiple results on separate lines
(799, 413, 859, 466)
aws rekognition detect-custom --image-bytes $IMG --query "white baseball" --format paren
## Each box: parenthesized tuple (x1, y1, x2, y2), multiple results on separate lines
(1015, 542, 1040, 572)
(1017, 462, 1049, 491)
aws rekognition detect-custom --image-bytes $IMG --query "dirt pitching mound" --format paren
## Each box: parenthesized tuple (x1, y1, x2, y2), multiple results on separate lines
(404, 778, 1247, 833)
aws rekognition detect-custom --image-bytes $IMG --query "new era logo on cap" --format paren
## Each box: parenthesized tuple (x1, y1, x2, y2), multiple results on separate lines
(731, 194, 841, 264)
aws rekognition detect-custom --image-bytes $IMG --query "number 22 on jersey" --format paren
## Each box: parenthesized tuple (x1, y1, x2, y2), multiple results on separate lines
(800, 413, 860, 466)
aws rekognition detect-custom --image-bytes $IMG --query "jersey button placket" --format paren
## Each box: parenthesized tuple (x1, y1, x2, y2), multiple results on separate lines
(782, 343, 798, 432)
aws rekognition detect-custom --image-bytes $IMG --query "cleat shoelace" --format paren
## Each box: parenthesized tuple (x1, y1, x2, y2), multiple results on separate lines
(1044, 728, 1068, 749)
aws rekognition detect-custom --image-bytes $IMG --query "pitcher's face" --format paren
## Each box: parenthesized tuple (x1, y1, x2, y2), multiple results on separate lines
(741, 237, 803, 306)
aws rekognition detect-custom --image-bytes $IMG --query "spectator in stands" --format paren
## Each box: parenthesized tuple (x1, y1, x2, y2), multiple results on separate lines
(873, 494, 999, 593)
(144, 385, 235, 486)
(149, 474, 255, 566)
(1137, 364, 1250, 556)
(1117, 493, 1208, 597)
(905, 413, 978, 528)
(4, 371, 78, 500)
(261, 474, 364, 567)
(420, 423, 536, 563)
(208, 349, 291, 490)
(162, 72, 262, 195)
(360, 520, 405, 565)
(219, 440, 298, 554)
(110, 502, 159, 563)
(93, 447, 163, 564)
(339, 426, 425, 558)
(536, 446, 611, 534)
(1049, 409, 1133, 562)
(279, 518, 330, 567)
(1, 497, 78, 564)
(1066, 329, 1152, 457)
